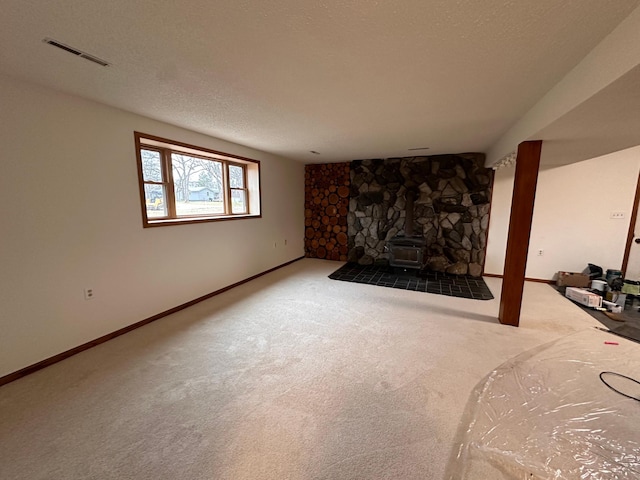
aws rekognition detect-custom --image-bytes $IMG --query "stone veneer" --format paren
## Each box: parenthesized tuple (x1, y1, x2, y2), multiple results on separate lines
(347, 154, 493, 276)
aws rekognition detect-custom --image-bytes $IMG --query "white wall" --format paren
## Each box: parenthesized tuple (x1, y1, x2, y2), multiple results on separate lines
(0, 74, 305, 377)
(485, 146, 640, 279)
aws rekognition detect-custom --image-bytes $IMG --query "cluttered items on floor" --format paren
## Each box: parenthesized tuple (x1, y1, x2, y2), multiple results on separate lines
(559, 265, 639, 314)
(556, 264, 640, 343)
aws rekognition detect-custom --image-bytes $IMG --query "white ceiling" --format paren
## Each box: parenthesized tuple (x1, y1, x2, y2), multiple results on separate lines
(1, 0, 639, 164)
(536, 64, 640, 169)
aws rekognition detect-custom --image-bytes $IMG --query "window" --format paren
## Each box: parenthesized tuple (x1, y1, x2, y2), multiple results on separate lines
(135, 132, 261, 227)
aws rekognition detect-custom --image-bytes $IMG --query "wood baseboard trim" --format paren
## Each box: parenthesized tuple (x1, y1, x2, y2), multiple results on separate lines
(483, 273, 555, 284)
(0, 256, 305, 388)
(525, 277, 556, 284)
(483, 273, 502, 278)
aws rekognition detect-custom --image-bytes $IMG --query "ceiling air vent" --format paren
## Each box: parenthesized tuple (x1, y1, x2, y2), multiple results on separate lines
(43, 38, 110, 67)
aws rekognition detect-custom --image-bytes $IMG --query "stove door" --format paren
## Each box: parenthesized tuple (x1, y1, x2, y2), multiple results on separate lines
(389, 246, 423, 269)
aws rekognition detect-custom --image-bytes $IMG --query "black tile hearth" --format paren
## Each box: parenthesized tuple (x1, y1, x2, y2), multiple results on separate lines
(329, 263, 494, 300)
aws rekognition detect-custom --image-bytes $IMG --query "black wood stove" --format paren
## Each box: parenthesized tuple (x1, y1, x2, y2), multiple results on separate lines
(387, 236, 427, 269)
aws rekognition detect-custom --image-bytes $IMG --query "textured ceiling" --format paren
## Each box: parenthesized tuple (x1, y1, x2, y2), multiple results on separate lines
(1, 0, 639, 163)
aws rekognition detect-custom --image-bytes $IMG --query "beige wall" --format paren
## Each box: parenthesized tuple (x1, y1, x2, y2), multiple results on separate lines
(485, 145, 640, 279)
(0, 74, 305, 377)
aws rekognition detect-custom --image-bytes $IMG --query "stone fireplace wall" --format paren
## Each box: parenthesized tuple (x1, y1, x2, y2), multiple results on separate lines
(347, 154, 493, 276)
(304, 163, 351, 261)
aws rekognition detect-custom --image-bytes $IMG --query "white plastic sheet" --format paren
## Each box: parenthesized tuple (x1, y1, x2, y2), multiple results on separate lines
(447, 329, 640, 480)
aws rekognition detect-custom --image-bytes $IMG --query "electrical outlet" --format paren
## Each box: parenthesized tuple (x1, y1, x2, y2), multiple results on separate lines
(610, 211, 625, 219)
(84, 288, 95, 300)
(537, 249, 544, 256)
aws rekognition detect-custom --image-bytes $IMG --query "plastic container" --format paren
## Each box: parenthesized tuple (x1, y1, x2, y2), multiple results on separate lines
(621, 280, 640, 295)
(606, 269, 623, 283)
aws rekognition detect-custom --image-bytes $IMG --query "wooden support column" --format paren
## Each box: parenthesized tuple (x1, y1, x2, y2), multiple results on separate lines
(499, 140, 542, 327)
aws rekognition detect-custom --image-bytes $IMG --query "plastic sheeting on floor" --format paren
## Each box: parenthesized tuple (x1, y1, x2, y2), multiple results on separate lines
(447, 328, 640, 480)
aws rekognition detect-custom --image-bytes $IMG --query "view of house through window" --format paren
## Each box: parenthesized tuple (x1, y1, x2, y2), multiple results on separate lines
(135, 132, 260, 226)
(171, 153, 224, 217)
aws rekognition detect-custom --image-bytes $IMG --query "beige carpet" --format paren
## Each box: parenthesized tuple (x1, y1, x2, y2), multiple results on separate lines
(0, 259, 601, 480)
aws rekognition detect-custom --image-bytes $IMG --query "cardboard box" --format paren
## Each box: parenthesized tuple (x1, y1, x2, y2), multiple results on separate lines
(565, 287, 603, 308)
(556, 271, 591, 288)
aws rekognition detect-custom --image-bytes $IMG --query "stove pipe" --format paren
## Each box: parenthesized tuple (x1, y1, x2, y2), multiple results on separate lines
(405, 189, 415, 237)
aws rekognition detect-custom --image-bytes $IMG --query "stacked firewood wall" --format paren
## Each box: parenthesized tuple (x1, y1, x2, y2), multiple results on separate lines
(304, 163, 350, 261)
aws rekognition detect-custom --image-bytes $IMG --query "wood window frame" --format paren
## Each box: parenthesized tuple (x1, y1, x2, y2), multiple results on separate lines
(228, 161, 249, 214)
(135, 132, 261, 227)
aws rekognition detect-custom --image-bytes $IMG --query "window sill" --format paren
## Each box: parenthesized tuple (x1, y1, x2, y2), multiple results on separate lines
(144, 213, 261, 228)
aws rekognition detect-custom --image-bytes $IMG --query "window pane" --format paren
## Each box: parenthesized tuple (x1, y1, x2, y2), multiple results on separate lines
(144, 184, 167, 218)
(229, 164, 244, 188)
(141, 149, 163, 182)
(172, 153, 224, 216)
(231, 189, 247, 214)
